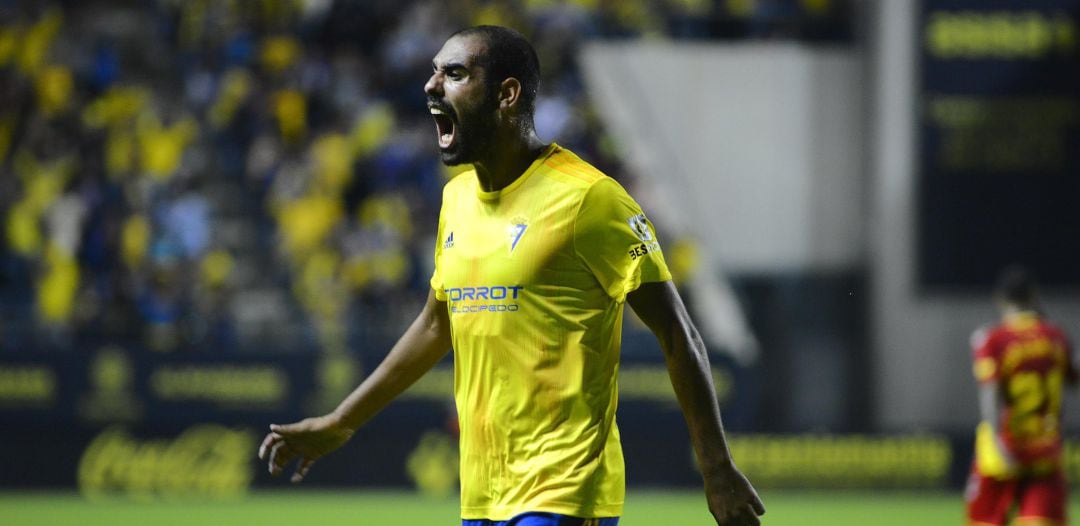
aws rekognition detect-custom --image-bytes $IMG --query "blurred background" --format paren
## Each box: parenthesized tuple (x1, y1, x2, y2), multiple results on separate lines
(2, 0, 1080, 524)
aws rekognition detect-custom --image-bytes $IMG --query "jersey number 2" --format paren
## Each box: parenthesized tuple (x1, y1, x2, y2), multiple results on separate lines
(1006, 370, 1063, 438)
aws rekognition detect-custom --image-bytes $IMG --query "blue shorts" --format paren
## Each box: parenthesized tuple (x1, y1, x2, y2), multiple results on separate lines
(462, 513, 620, 526)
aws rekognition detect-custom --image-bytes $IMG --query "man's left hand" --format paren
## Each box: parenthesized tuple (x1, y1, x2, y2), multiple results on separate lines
(257, 414, 355, 483)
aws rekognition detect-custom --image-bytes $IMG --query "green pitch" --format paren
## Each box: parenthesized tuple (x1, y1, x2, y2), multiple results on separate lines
(2, 489, 1072, 525)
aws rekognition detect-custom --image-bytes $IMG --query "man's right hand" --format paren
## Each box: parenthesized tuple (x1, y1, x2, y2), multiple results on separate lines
(258, 414, 355, 483)
(703, 463, 766, 526)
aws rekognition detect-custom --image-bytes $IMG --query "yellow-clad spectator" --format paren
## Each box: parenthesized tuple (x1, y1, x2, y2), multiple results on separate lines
(83, 86, 150, 179)
(272, 89, 307, 145)
(208, 68, 253, 130)
(6, 150, 75, 258)
(14, 150, 74, 212)
(136, 110, 198, 181)
(275, 195, 343, 259)
(104, 130, 136, 180)
(200, 249, 235, 290)
(34, 64, 73, 116)
(6, 200, 42, 257)
(120, 214, 151, 269)
(261, 35, 302, 74)
(349, 102, 395, 160)
(311, 133, 354, 196)
(17, 9, 62, 75)
(358, 193, 413, 241)
(340, 255, 372, 291)
(83, 86, 149, 130)
(36, 244, 79, 325)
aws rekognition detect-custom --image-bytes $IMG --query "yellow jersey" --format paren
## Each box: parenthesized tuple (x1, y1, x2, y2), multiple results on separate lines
(430, 144, 672, 520)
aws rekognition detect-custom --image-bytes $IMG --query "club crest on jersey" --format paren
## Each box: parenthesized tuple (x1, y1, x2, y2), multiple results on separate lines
(627, 213, 654, 242)
(508, 217, 528, 254)
(444, 231, 455, 249)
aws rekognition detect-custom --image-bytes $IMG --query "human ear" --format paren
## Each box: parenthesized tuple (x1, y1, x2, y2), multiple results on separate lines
(498, 78, 522, 111)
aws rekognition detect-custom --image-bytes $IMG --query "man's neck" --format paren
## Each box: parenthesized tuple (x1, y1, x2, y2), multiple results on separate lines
(473, 132, 548, 193)
(1001, 305, 1038, 321)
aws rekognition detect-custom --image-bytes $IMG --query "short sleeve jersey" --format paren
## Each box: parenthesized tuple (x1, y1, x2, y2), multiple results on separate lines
(971, 312, 1075, 471)
(430, 144, 671, 520)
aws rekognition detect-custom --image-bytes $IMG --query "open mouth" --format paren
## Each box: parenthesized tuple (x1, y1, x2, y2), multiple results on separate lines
(429, 107, 456, 149)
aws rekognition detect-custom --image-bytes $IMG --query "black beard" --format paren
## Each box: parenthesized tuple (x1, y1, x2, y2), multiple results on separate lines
(438, 94, 500, 166)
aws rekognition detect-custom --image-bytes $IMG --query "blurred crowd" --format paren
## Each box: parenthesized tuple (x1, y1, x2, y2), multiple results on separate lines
(0, 0, 850, 354)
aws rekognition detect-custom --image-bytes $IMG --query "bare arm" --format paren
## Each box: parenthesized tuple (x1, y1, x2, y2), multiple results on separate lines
(331, 288, 453, 429)
(978, 383, 1003, 426)
(259, 288, 453, 482)
(627, 280, 764, 525)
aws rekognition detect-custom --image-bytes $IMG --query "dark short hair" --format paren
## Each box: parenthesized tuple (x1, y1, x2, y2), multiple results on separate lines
(994, 265, 1038, 307)
(451, 25, 540, 118)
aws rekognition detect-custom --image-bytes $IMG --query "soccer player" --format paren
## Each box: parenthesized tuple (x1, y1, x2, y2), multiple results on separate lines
(259, 25, 764, 526)
(967, 266, 1077, 526)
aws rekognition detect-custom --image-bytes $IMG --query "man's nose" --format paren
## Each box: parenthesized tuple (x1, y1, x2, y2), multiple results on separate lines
(424, 73, 442, 97)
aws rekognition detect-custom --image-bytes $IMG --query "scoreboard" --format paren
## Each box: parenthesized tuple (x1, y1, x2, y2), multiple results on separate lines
(918, 1, 1080, 289)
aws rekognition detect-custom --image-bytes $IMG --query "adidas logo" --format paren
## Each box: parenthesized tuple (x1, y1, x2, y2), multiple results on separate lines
(444, 232, 455, 249)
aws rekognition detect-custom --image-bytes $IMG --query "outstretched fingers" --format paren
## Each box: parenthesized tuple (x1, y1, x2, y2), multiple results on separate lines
(258, 431, 283, 461)
(259, 418, 342, 483)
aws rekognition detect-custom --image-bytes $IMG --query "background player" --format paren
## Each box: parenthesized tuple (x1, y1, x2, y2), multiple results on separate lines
(967, 266, 1077, 526)
(259, 25, 764, 526)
